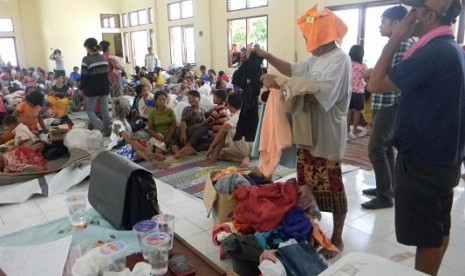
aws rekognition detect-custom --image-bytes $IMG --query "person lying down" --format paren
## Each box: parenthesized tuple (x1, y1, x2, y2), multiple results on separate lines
(0, 141, 47, 173)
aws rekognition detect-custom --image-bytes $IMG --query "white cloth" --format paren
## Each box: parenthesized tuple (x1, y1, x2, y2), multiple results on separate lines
(12, 123, 38, 146)
(107, 119, 132, 150)
(259, 259, 287, 276)
(290, 47, 351, 160)
(138, 93, 154, 118)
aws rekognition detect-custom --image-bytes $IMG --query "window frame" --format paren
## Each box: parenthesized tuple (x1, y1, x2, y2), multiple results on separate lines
(227, 0, 268, 12)
(0, 36, 19, 66)
(227, 15, 268, 68)
(0, 17, 14, 32)
(100, 14, 120, 29)
(169, 24, 195, 65)
(121, 13, 128, 28)
(167, 0, 194, 21)
(128, 9, 148, 27)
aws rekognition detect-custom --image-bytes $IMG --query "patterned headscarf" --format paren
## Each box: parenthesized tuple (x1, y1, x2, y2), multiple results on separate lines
(297, 5, 348, 52)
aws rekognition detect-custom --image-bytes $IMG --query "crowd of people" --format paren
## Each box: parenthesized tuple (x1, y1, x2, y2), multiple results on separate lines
(1, 0, 465, 274)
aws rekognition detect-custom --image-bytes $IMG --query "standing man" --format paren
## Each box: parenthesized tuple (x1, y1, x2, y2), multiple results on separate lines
(257, 5, 351, 259)
(361, 6, 415, 209)
(80, 38, 111, 136)
(368, 0, 465, 274)
(49, 49, 66, 78)
(145, 46, 161, 76)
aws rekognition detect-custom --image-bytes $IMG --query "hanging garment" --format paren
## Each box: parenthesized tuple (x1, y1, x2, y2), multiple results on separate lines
(232, 52, 263, 142)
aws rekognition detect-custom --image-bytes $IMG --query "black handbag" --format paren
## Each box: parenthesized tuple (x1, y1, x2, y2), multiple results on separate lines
(88, 151, 160, 230)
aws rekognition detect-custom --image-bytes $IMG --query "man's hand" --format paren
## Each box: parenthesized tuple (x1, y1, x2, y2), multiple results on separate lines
(254, 48, 269, 59)
(391, 9, 419, 42)
(260, 74, 279, 89)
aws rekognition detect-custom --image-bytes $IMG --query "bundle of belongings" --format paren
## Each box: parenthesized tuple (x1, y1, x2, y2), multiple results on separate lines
(208, 168, 336, 276)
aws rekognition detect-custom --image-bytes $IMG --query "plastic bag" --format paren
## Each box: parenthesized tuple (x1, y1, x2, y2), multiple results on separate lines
(64, 128, 104, 158)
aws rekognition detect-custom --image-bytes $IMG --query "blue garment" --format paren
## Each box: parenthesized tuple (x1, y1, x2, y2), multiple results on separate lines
(389, 35, 465, 166)
(70, 72, 81, 82)
(255, 231, 284, 250)
(277, 243, 328, 276)
(275, 208, 312, 243)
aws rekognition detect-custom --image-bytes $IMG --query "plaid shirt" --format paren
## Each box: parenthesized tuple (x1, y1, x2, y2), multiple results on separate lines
(372, 38, 415, 110)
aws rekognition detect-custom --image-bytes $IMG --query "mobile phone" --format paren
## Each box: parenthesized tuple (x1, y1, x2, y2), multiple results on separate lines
(168, 253, 196, 276)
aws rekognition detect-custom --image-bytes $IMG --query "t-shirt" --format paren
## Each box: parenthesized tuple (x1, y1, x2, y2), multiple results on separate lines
(291, 47, 351, 160)
(147, 107, 176, 138)
(222, 111, 252, 157)
(16, 102, 42, 130)
(13, 123, 38, 146)
(145, 54, 160, 73)
(52, 84, 70, 98)
(351, 61, 367, 93)
(181, 106, 206, 127)
(388, 35, 465, 166)
(107, 119, 132, 150)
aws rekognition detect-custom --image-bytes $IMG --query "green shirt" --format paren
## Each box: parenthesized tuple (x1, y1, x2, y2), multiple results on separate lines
(147, 107, 176, 138)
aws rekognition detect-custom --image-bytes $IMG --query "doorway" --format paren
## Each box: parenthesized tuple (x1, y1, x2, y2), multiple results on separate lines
(102, 33, 124, 57)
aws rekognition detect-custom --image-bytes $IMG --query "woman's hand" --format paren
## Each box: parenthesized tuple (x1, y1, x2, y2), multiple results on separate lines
(259, 250, 278, 263)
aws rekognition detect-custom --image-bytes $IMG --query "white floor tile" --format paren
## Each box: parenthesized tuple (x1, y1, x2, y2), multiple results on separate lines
(345, 213, 395, 239)
(168, 199, 206, 218)
(360, 240, 414, 263)
(0, 200, 42, 223)
(0, 213, 47, 237)
(183, 231, 219, 256)
(438, 265, 464, 276)
(441, 245, 465, 272)
(34, 194, 68, 212)
(186, 212, 216, 231)
(158, 190, 198, 206)
(173, 218, 204, 239)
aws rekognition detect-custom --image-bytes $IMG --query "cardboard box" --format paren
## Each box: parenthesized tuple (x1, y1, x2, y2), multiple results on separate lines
(203, 171, 238, 224)
(49, 127, 69, 142)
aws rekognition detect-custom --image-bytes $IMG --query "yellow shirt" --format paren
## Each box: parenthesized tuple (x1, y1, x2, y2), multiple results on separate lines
(47, 95, 69, 117)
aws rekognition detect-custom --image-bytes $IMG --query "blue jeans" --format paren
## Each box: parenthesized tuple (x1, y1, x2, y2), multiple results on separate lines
(277, 243, 328, 276)
(86, 95, 111, 132)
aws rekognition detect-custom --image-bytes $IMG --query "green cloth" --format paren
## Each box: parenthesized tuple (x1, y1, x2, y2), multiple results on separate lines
(147, 107, 175, 138)
(0, 208, 140, 255)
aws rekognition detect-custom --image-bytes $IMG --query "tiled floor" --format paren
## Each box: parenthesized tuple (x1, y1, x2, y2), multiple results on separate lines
(1, 168, 465, 275)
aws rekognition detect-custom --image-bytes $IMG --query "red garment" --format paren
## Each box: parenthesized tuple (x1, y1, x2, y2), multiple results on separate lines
(232, 178, 299, 232)
(2, 146, 47, 173)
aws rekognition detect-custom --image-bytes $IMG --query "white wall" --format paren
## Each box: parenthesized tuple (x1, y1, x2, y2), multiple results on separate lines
(2, 0, 379, 75)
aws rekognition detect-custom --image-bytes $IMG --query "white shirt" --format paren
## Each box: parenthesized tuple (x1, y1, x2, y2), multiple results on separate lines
(145, 54, 160, 73)
(13, 123, 38, 146)
(291, 47, 351, 160)
(107, 119, 132, 150)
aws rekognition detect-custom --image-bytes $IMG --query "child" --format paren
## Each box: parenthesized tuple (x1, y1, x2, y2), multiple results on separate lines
(69, 66, 81, 82)
(347, 45, 368, 138)
(0, 140, 47, 173)
(199, 65, 209, 83)
(2, 115, 38, 146)
(12, 88, 47, 134)
(206, 89, 229, 138)
(204, 92, 252, 167)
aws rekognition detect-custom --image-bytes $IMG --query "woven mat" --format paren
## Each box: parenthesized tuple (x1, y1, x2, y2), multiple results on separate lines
(343, 135, 372, 170)
(139, 153, 296, 199)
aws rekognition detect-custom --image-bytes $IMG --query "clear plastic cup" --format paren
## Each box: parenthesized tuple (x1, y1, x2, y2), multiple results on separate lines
(143, 232, 171, 276)
(132, 220, 158, 260)
(65, 194, 87, 226)
(99, 241, 127, 272)
(152, 214, 176, 250)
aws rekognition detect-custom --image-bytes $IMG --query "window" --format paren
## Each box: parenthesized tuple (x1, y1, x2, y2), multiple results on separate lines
(331, 1, 398, 67)
(168, 1, 193, 21)
(227, 0, 267, 11)
(169, 25, 195, 64)
(131, 31, 148, 67)
(228, 16, 267, 67)
(0, 38, 18, 66)
(148, 8, 153, 24)
(122, 13, 128, 28)
(100, 14, 120, 28)
(129, 10, 148, 27)
(0, 18, 14, 32)
(123, 32, 130, 63)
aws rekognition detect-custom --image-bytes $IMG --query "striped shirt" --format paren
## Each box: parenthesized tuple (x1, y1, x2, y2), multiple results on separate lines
(372, 38, 415, 110)
(80, 53, 109, 97)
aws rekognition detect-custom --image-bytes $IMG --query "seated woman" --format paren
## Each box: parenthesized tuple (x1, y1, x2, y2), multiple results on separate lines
(0, 141, 47, 173)
(147, 91, 179, 156)
(175, 90, 210, 158)
(47, 76, 73, 126)
(107, 97, 168, 169)
(204, 92, 252, 167)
